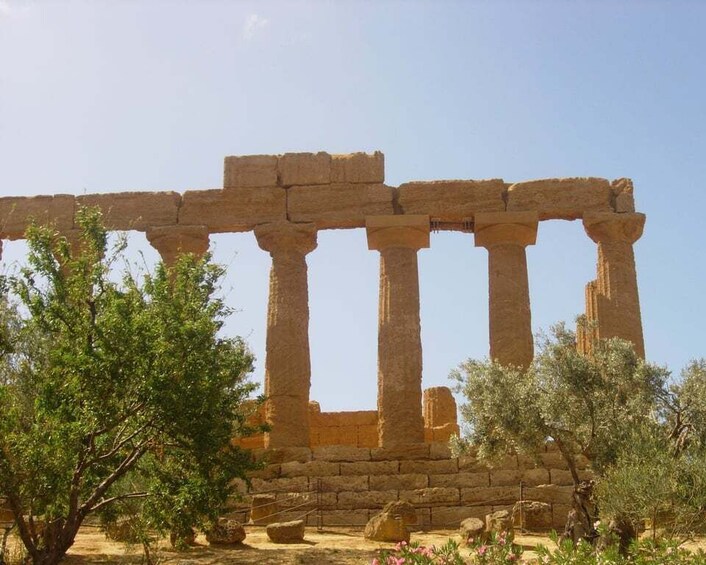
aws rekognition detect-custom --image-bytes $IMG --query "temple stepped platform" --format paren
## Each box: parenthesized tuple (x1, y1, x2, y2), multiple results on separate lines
(227, 443, 591, 531)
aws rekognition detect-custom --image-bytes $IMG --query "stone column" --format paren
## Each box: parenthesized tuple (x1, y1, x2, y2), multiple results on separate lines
(146, 225, 210, 266)
(583, 212, 645, 358)
(255, 222, 317, 448)
(366, 215, 429, 448)
(423, 387, 458, 429)
(474, 212, 538, 369)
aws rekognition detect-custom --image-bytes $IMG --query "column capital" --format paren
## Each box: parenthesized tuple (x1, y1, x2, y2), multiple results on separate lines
(366, 215, 430, 251)
(474, 212, 538, 248)
(146, 225, 210, 265)
(254, 222, 317, 255)
(583, 212, 645, 244)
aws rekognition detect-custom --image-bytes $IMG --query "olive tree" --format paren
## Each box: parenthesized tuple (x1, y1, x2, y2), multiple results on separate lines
(0, 208, 261, 564)
(596, 360, 706, 538)
(451, 323, 669, 542)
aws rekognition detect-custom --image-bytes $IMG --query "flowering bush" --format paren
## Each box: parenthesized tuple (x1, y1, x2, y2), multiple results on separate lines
(535, 532, 706, 564)
(372, 539, 465, 564)
(467, 531, 523, 564)
(372, 533, 706, 564)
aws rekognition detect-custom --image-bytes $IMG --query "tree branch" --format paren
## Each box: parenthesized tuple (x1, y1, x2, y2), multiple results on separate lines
(79, 443, 148, 519)
(91, 492, 149, 514)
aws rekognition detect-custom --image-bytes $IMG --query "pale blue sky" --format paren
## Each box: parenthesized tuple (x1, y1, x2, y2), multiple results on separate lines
(1, 1, 704, 411)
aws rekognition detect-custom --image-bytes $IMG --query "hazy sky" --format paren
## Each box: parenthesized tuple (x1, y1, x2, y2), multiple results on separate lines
(1, 0, 704, 411)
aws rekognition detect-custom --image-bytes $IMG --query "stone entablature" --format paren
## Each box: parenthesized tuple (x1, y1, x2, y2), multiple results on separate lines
(0, 151, 646, 450)
(0, 152, 635, 239)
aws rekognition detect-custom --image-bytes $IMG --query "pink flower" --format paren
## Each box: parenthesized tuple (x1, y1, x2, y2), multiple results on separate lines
(477, 545, 488, 556)
(508, 555, 517, 562)
(371, 559, 380, 565)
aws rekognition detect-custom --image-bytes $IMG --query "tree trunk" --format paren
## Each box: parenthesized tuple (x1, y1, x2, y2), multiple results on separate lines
(560, 480, 599, 546)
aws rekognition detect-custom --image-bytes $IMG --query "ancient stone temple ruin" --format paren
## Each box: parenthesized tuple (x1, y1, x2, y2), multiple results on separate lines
(0, 151, 645, 528)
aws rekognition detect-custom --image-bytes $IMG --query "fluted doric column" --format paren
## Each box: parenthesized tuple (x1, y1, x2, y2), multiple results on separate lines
(146, 225, 210, 266)
(366, 215, 429, 448)
(474, 212, 538, 369)
(255, 222, 317, 448)
(582, 212, 645, 358)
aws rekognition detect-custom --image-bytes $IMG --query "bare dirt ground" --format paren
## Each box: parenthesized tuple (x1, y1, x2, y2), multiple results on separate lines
(5, 526, 705, 564)
(5, 526, 548, 564)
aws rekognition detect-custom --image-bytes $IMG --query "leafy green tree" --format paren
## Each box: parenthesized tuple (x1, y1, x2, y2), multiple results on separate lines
(597, 361, 706, 538)
(451, 324, 669, 541)
(0, 208, 261, 564)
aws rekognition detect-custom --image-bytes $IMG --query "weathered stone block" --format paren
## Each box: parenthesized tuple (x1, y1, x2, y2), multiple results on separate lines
(430, 423, 460, 443)
(615, 191, 635, 213)
(266, 519, 305, 543)
(315, 426, 343, 445)
(77, 191, 180, 230)
(287, 183, 394, 229)
(611, 177, 635, 213)
(371, 444, 430, 461)
(280, 460, 340, 478)
(250, 476, 308, 493)
(459, 454, 517, 472)
(399, 487, 459, 506)
(540, 452, 569, 470)
(523, 485, 574, 505)
(337, 490, 398, 510)
(461, 486, 519, 505)
(430, 472, 489, 489)
(400, 459, 458, 475)
(338, 426, 359, 445)
(423, 386, 457, 427)
(322, 510, 370, 526)
(429, 443, 453, 460)
(247, 464, 280, 481)
(411, 508, 432, 530)
(460, 517, 485, 541)
(486, 510, 512, 536)
(350, 411, 379, 426)
(312, 446, 371, 462)
(549, 469, 574, 486)
(357, 425, 379, 448)
(279, 152, 331, 186)
(253, 447, 312, 465)
(517, 453, 541, 469)
(506, 177, 612, 220)
(489, 470, 522, 487)
(340, 460, 398, 476)
(512, 500, 552, 531)
(552, 504, 573, 529)
(206, 518, 246, 545)
(224, 155, 278, 188)
(331, 152, 384, 184)
(179, 187, 285, 232)
(522, 468, 551, 486)
(432, 506, 491, 527)
(0, 195, 75, 238)
(275, 492, 320, 509)
(370, 474, 428, 491)
(319, 475, 368, 492)
(397, 180, 506, 223)
(250, 494, 278, 525)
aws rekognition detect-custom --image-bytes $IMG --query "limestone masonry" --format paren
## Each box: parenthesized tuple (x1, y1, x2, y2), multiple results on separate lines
(0, 151, 645, 526)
